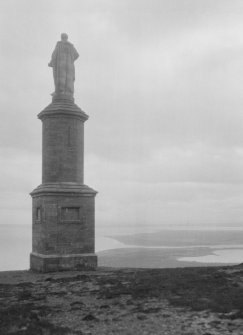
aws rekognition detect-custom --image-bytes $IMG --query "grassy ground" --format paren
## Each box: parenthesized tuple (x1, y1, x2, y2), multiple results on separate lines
(0, 265, 243, 334)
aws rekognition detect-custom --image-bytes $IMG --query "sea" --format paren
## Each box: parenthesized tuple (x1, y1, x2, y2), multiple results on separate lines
(0, 224, 243, 271)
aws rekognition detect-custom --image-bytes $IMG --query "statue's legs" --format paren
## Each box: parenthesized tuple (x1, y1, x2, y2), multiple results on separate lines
(65, 63, 74, 95)
(53, 62, 75, 95)
(56, 70, 66, 94)
(65, 75, 74, 95)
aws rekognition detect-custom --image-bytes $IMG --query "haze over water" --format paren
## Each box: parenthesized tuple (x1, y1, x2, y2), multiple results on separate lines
(1, 224, 242, 271)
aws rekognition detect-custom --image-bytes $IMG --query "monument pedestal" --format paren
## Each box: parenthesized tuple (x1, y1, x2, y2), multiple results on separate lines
(30, 97, 97, 272)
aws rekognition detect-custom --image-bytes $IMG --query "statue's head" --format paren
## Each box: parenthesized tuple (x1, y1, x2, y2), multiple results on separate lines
(61, 33, 68, 42)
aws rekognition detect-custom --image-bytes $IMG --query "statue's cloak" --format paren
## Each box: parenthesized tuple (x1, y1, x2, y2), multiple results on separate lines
(49, 41, 79, 95)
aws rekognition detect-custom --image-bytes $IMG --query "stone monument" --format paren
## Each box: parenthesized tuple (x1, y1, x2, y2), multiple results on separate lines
(30, 34, 98, 272)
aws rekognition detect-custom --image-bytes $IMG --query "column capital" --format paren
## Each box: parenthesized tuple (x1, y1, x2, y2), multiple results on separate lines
(38, 99, 89, 122)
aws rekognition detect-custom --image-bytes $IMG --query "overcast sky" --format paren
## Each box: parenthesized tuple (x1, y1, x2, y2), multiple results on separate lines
(1, 0, 243, 231)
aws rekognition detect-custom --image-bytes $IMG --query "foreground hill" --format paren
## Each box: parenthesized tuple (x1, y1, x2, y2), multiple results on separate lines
(0, 265, 243, 334)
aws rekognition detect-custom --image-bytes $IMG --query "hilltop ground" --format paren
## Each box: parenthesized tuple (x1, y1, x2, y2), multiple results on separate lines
(0, 265, 243, 335)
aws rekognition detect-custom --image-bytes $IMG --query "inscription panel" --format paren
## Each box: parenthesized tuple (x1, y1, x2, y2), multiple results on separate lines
(61, 207, 79, 221)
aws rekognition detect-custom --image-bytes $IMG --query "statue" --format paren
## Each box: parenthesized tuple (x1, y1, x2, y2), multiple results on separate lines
(48, 33, 79, 97)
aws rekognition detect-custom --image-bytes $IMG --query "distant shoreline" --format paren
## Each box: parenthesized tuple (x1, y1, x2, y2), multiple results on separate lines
(1, 224, 243, 271)
(98, 246, 239, 268)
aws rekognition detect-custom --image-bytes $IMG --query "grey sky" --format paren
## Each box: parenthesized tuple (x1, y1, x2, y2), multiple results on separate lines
(1, 0, 243, 230)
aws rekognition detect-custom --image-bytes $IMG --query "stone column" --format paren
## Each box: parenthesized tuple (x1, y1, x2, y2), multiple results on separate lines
(30, 95, 97, 272)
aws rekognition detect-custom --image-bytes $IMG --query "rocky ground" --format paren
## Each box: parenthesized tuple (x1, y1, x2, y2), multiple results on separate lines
(0, 265, 243, 334)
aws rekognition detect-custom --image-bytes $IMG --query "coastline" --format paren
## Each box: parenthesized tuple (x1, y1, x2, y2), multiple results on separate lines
(98, 246, 238, 268)
(1, 224, 243, 271)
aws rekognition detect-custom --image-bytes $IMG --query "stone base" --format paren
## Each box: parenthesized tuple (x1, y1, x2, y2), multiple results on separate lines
(30, 252, 97, 273)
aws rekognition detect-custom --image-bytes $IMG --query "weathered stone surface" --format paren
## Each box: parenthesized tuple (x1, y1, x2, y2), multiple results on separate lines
(39, 102, 88, 184)
(30, 92, 97, 272)
(31, 188, 96, 255)
(30, 253, 97, 272)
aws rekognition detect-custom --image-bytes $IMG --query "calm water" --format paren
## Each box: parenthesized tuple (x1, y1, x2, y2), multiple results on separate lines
(0, 224, 32, 271)
(0, 224, 242, 271)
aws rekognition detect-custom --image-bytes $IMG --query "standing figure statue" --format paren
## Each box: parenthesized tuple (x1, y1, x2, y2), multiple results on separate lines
(49, 33, 79, 97)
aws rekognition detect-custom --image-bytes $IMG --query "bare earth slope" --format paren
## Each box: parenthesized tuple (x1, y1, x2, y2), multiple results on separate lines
(0, 265, 243, 334)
